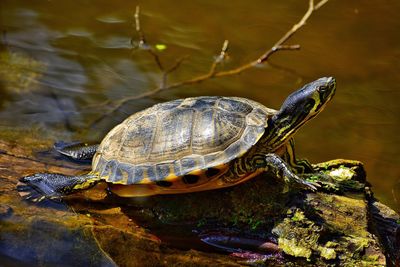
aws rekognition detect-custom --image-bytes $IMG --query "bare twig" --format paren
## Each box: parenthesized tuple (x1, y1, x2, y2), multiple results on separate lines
(208, 40, 229, 76)
(314, 0, 329, 10)
(132, 6, 193, 89)
(90, 0, 329, 127)
(161, 56, 188, 88)
(132, 6, 164, 71)
(133, 6, 145, 48)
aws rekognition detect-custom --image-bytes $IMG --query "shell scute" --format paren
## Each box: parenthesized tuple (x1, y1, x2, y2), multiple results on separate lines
(155, 163, 174, 181)
(217, 98, 253, 114)
(151, 108, 195, 160)
(179, 97, 216, 110)
(242, 126, 265, 145)
(120, 114, 156, 160)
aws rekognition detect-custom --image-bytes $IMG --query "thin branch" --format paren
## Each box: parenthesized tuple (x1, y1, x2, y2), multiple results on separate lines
(133, 6, 146, 47)
(132, 6, 164, 71)
(165, 56, 188, 75)
(161, 56, 188, 88)
(89, 0, 329, 127)
(132, 5, 192, 89)
(315, 0, 329, 10)
(209, 40, 230, 75)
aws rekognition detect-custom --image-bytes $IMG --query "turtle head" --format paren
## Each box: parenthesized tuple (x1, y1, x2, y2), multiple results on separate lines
(268, 77, 336, 147)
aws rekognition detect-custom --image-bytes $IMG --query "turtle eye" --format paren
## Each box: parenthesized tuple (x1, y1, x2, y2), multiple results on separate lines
(317, 85, 332, 99)
(317, 85, 327, 93)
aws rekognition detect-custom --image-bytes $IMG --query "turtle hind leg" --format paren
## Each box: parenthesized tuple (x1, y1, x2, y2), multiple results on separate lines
(17, 173, 99, 202)
(54, 141, 99, 162)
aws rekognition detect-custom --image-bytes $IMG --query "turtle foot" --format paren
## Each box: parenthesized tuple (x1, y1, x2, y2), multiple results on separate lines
(17, 181, 62, 202)
(17, 181, 47, 202)
(54, 141, 98, 162)
(17, 173, 65, 202)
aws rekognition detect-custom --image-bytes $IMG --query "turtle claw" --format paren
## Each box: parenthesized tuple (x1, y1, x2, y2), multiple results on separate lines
(291, 177, 320, 192)
(17, 174, 63, 202)
(303, 180, 320, 191)
(284, 176, 320, 193)
(17, 172, 99, 203)
(17, 181, 57, 202)
(286, 174, 320, 192)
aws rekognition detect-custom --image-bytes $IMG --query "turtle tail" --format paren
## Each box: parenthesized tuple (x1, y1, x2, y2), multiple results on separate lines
(17, 172, 99, 202)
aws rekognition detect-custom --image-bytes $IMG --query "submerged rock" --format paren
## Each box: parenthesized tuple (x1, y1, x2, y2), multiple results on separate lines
(0, 204, 12, 219)
(0, 133, 399, 266)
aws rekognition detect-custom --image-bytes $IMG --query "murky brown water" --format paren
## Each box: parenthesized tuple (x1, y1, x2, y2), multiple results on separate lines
(0, 0, 399, 214)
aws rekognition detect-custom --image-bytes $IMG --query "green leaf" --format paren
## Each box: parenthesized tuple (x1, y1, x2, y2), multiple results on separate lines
(155, 44, 167, 51)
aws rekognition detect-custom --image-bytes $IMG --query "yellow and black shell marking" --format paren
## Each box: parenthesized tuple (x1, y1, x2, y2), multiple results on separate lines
(91, 96, 276, 193)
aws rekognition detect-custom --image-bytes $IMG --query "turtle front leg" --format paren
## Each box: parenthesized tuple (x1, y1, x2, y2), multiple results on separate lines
(17, 172, 99, 202)
(54, 141, 99, 161)
(283, 138, 314, 174)
(261, 153, 319, 191)
(225, 153, 319, 191)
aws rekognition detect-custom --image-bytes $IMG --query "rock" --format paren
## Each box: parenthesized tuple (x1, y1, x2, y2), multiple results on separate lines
(0, 131, 399, 266)
(368, 192, 400, 266)
(0, 132, 242, 266)
(0, 204, 12, 219)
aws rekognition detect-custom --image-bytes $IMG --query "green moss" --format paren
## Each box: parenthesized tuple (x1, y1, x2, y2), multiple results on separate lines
(318, 246, 336, 260)
(144, 173, 287, 230)
(326, 165, 355, 181)
(278, 237, 312, 259)
(305, 174, 320, 182)
(359, 253, 386, 266)
(291, 210, 305, 222)
(346, 236, 370, 253)
(273, 209, 322, 259)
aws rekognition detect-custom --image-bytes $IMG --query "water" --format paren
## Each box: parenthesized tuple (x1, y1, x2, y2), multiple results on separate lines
(0, 0, 399, 214)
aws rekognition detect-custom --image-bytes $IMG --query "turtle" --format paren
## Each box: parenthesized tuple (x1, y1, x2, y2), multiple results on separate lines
(17, 77, 336, 202)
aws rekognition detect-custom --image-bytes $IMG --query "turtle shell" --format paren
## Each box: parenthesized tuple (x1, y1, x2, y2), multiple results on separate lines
(92, 96, 276, 186)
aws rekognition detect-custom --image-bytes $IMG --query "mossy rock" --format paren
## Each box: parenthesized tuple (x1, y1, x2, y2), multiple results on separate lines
(0, 133, 398, 266)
